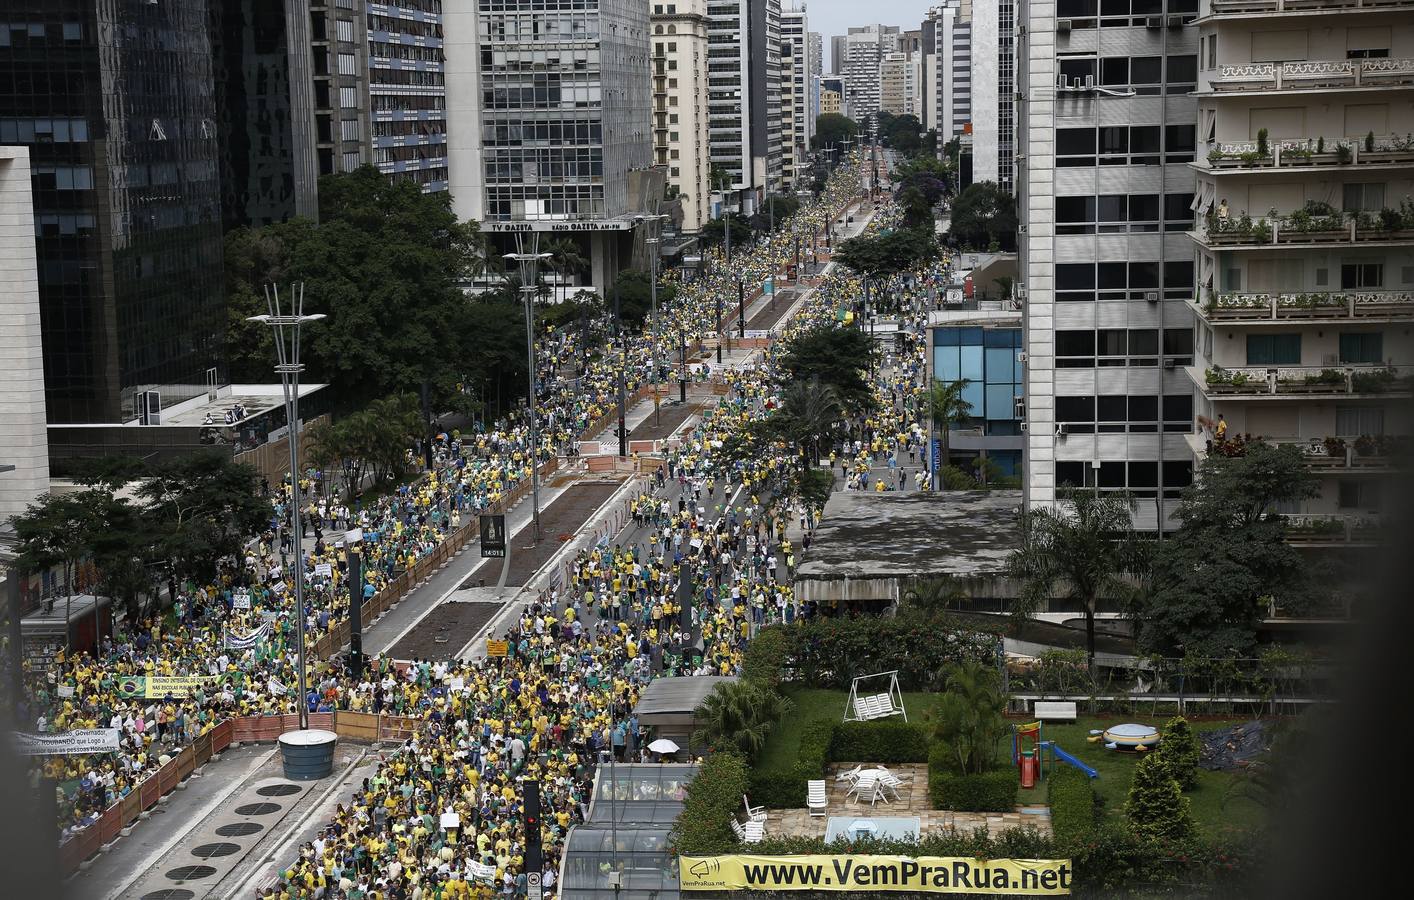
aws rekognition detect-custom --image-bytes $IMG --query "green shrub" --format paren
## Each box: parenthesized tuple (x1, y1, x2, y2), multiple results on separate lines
(671, 752, 750, 854)
(830, 720, 930, 763)
(747, 763, 810, 809)
(930, 768, 1018, 812)
(797, 718, 834, 772)
(1048, 767, 1097, 846)
(740, 624, 790, 688)
(1155, 716, 1201, 790)
(778, 610, 1000, 690)
(1126, 753, 1196, 841)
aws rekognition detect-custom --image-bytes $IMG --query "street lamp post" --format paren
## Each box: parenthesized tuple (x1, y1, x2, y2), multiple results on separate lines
(504, 242, 554, 543)
(248, 283, 325, 731)
(641, 214, 669, 428)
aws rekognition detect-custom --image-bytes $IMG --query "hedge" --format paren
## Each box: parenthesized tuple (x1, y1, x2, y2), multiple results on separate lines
(928, 762, 1018, 812)
(754, 612, 1000, 690)
(830, 720, 930, 764)
(670, 752, 749, 854)
(1047, 767, 1097, 846)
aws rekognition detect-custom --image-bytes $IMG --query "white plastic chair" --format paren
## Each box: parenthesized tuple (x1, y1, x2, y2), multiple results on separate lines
(731, 817, 764, 843)
(743, 795, 767, 823)
(860, 778, 889, 807)
(834, 764, 862, 783)
(807, 780, 828, 817)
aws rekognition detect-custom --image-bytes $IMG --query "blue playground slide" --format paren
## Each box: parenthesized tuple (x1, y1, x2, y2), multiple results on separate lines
(1042, 741, 1099, 779)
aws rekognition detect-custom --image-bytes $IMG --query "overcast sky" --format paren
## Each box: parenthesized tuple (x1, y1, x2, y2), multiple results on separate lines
(801, 1, 937, 71)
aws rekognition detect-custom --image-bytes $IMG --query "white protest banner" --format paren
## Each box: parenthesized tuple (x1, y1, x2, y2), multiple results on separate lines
(271, 581, 288, 594)
(440, 812, 461, 830)
(13, 728, 120, 756)
(56, 685, 75, 698)
(470, 862, 497, 883)
(233, 591, 252, 610)
(315, 563, 333, 578)
(450, 676, 466, 692)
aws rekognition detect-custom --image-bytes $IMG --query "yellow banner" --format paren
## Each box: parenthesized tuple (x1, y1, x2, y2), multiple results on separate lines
(678, 855, 1072, 895)
(486, 639, 509, 658)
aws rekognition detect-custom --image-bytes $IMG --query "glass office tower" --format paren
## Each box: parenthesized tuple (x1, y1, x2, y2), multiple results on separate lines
(0, 0, 225, 423)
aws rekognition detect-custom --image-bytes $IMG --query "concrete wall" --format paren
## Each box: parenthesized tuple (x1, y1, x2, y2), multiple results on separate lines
(0, 148, 51, 524)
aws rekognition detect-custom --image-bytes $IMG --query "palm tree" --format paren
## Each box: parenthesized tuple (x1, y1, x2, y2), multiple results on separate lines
(933, 660, 1008, 774)
(902, 576, 965, 616)
(1005, 487, 1148, 673)
(774, 377, 845, 470)
(926, 378, 973, 481)
(542, 237, 589, 287)
(692, 680, 792, 760)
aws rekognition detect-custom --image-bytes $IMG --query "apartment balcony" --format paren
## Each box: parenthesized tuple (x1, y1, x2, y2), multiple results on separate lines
(1192, 206, 1414, 249)
(1187, 431, 1404, 473)
(1206, 57, 1414, 94)
(1201, 135, 1414, 173)
(1195, 290, 1414, 323)
(1189, 363, 1414, 398)
(1281, 513, 1386, 546)
(1206, 0, 1413, 18)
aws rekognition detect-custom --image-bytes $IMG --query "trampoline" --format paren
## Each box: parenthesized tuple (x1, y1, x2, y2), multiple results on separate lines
(1102, 723, 1161, 751)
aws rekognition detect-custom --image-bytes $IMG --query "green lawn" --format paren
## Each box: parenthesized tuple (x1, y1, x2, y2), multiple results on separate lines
(757, 688, 942, 772)
(1024, 717, 1265, 836)
(760, 690, 1266, 836)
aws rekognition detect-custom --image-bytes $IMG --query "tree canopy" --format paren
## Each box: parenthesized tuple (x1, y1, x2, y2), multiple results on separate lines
(813, 113, 860, 150)
(777, 324, 877, 414)
(834, 227, 939, 280)
(699, 212, 752, 250)
(612, 268, 678, 327)
(223, 166, 494, 413)
(1135, 442, 1320, 657)
(948, 181, 1017, 250)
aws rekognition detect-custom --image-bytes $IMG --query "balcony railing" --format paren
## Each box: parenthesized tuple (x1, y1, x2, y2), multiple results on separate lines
(1211, 0, 1414, 14)
(1197, 204, 1414, 247)
(1208, 433, 1405, 470)
(1205, 134, 1414, 170)
(1198, 290, 1414, 321)
(1200, 364, 1414, 396)
(1281, 513, 1385, 545)
(1210, 57, 1414, 92)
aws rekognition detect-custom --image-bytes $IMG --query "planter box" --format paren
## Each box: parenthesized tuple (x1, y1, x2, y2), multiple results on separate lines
(1355, 228, 1414, 243)
(1359, 150, 1414, 165)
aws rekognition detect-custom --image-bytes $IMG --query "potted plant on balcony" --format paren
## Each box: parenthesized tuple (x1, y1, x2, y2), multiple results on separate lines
(1335, 142, 1354, 164)
(1250, 216, 1273, 243)
(1350, 365, 1397, 393)
(1323, 436, 1348, 458)
(1352, 434, 1380, 457)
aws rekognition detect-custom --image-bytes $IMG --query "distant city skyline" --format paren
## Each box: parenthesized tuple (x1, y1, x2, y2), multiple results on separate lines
(809, 1, 935, 70)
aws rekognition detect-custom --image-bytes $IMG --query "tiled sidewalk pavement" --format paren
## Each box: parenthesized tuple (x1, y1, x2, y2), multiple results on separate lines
(765, 763, 1051, 839)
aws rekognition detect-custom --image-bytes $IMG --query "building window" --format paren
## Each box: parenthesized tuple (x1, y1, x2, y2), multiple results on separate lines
(1343, 183, 1386, 212)
(337, 19, 354, 42)
(1341, 263, 1384, 289)
(340, 87, 358, 108)
(1338, 480, 1381, 510)
(1339, 332, 1384, 364)
(1336, 405, 1383, 436)
(1246, 333, 1301, 366)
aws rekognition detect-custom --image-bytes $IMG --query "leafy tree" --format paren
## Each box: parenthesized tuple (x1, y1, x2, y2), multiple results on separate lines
(834, 228, 939, 281)
(137, 450, 268, 605)
(10, 491, 111, 642)
(541, 236, 589, 284)
(1136, 442, 1319, 657)
(813, 112, 860, 150)
(1126, 754, 1195, 841)
(792, 468, 835, 516)
(769, 377, 845, 470)
(881, 113, 925, 155)
(750, 193, 801, 232)
(223, 225, 292, 383)
(932, 660, 1009, 775)
(1006, 488, 1149, 672)
(700, 212, 752, 250)
(307, 394, 422, 501)
(926, 378, 973, 475)
(948, 181, 1017, 250)
(611, 267, 677, 327)
(223, 166, 491, 412)
(1155, 716, 1202, 791)
(778, 325, 876, 413)
(693, 680, 792, 761)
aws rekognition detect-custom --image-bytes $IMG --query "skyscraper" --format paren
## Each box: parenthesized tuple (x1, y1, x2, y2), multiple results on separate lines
(1017, 0, 1201, 532)
(781, 4, 812, 188)
(706, 0, 784, 215)
(652, 0, 712, 230)
(444, 0, 655, 289)
(0, 0, 226, 425)
(840, 23, 900, 124)
(367, 1, 449, 192)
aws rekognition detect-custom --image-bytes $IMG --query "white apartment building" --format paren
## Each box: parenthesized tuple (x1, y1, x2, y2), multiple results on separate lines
(1018, 0, 1203, 533)
(842, 23, 900, 124)
(1186, 0, 1414, 549)
(653, 1, 712, 230)
(927, 1, 973, 141)
(782, 4, 813, 188)
(880, 51, 911, 115)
